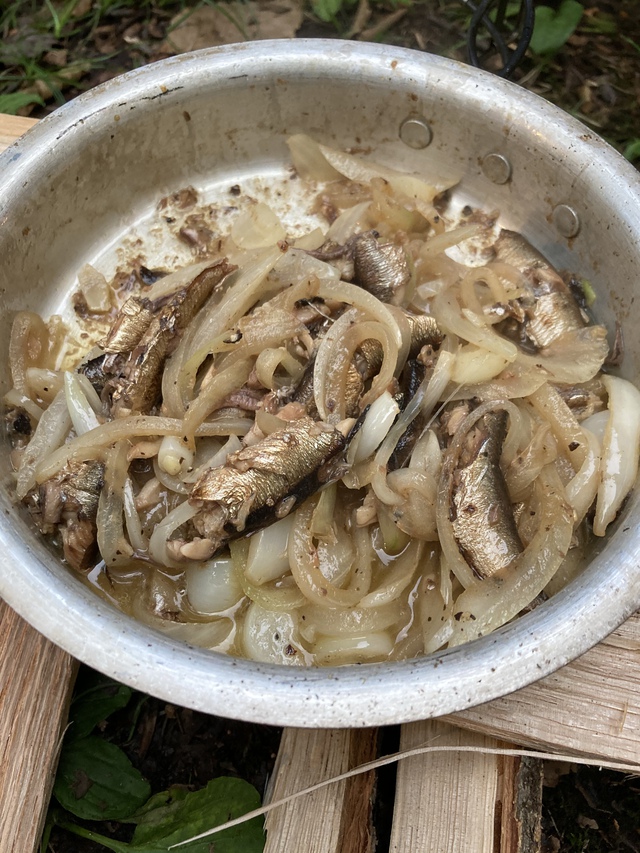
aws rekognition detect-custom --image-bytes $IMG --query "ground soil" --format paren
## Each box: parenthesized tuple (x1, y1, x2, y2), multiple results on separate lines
(6, 2, 639, 851)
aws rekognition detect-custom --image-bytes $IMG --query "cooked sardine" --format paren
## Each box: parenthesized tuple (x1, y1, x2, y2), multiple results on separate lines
(353, 231, 411, 303)
(185, 416, 346, 557)
(110, 259, 235, 416)
(495, 230, 587, 349)
(451, 410, 523, 578)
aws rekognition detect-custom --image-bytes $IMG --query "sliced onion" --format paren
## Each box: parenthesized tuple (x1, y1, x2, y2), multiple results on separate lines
(593, 375, 640, 536)
(158, 435, 194, 477)
(63, 371, 101, 435)
(3, 389, 43, 422)
(433, 286, 518, 361)
(16, 389, 71, 499)
(186, 556, 244, 614)
(77, 264, 111, 314)
(148, 500, 201, 569)
(241, 602, 306, 665)
(451, 344, 509, 385)
(350, 391, 400, 464)
(231, 202, 286, 249)
(245, 515, 295, 585)
(311, 631, 393, 664)
(96, 442, 133, 567)
(34, 415, 250, 485)
(286, 133, 343, 181)
(325, 200, 372, 243)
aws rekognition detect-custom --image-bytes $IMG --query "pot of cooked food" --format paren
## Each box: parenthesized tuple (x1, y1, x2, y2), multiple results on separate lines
(2, 40, 640, 727)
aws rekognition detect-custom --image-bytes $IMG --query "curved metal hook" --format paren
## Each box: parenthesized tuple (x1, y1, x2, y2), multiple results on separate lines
(466, 0, 535, 78)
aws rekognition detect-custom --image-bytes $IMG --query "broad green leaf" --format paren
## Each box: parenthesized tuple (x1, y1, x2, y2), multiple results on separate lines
(529, 0, 584, 56)
(54, 736, 151, 821)
(0, 92, 44, 115)
(624, 139, 640, 162)
(68, 670, 133, 741)
(130, 777, 264, 853)
(311, 0, 345, 21)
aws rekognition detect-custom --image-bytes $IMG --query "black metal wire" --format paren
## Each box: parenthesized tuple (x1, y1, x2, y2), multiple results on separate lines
(465, 0, 535, 79)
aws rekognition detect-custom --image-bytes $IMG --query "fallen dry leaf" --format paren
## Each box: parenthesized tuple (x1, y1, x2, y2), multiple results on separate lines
(165, 0, 303, 54)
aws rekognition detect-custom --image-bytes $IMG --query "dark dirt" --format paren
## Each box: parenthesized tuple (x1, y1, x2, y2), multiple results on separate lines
(10, 2, 639, 851)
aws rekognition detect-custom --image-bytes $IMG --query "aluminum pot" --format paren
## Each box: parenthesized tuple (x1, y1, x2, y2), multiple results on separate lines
(1, 40, 640, 728)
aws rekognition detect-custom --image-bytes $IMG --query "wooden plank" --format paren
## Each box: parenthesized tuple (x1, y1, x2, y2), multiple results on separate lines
(390, 721, 543, 853)
(0, 600, 77, 853)
(446, 611, 640, 765)
(265, 728, 378, 853)
(0, 113, 77, 853)
(0, 114, 37, 154)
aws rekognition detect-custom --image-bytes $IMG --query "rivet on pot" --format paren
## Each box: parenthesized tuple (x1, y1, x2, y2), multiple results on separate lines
(552, 204, 580, 238)
(481, 153, 512, 185)
(399, 117, 432, 149)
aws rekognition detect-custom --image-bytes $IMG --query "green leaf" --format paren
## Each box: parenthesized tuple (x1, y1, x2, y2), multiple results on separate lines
(68, 670, 133, 741)
(624, 139, 640, 162)
(311, 0, 345, 21)
(54, 736, 151, 821)
(529, 0, 584, 56)
(0, 92, 44, 115)
(130, 777, 264, 853)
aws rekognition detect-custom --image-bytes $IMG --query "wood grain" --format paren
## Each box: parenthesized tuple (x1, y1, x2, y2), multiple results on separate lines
(265, 728, 378, 853)
(0, 114, 37, 154)
(0, 601, 77, 853)
(391, 721, 543, 853)
(446, 611, 640, 764)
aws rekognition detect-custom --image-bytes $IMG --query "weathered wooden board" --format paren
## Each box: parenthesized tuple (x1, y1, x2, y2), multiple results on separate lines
(390, 720, 543, 853)
(0, 601, 77, 853)
(265, 728, 378, 853)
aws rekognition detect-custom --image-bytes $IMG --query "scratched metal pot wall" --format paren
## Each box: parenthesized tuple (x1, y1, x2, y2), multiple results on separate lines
(1, 41, 639, 727)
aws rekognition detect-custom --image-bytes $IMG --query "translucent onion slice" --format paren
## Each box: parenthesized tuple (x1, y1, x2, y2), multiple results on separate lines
(593, 375, 640, 536)
(16, 389, 71, 499)
(77, 264, 111, 313)
(148, 500, 201, 569)
(245, 515, 295, 586)
(34, 415, 251, 484)
(186, 556, 244, 614)
(63, 371, 101, 435)
(350, 391, 400, 464)
(231, 202, 286, 249)
(312, 631, 393, 664)
(289, 499, 371, 607)
(359, 539, 423, 608)
(96, 442, 133, 567)
(451, 344, 509, 385)
(565, 426, 601, 526)
(286, 133, 343, 182)
(4, 389, 43, 422)
(242, 602, 306, 665)
(433, 286, 518, 361)
(318, 142, 446, 204)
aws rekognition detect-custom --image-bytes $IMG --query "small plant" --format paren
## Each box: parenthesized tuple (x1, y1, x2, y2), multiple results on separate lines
(529, 0, 584, 58)
(41, 670, 265, 853)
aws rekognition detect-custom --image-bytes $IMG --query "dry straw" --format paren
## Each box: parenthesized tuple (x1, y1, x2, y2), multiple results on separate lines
(169, 741, 640, 848)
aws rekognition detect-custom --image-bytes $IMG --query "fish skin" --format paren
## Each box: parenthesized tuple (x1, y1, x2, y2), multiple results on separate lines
(353, 232, 411, 303)
(111, 259, 236, 416)
(102, 296, 155, 353)
(494, 230, 586, 349)
(451, 409, 523, 578)
(189, 416, 346, 553)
